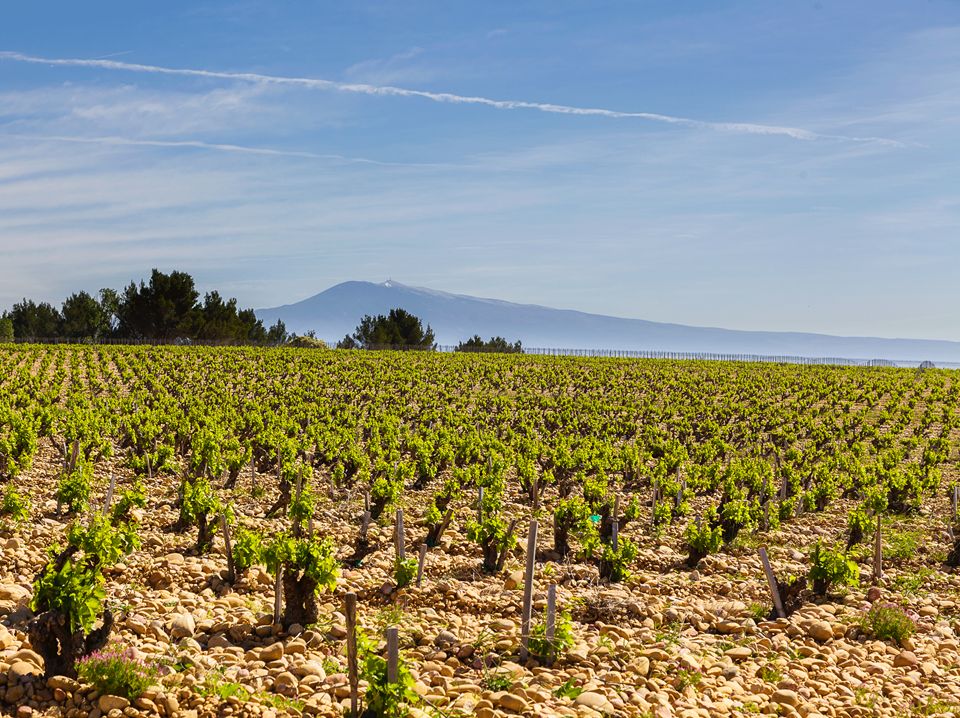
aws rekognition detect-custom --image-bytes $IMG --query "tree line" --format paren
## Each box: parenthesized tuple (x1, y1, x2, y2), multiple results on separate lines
(0, 272, 523, 352)
(336, 309, 522, 353)
(0, 269, 289, 344)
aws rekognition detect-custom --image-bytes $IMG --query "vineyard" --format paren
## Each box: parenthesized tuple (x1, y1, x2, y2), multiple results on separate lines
(0, 345, 959, 718)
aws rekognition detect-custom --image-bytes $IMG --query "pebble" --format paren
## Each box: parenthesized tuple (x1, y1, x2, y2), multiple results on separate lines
(171, 612, 196, 638)
(894, 650, 919, 668)
(260, 642, 285, 661)
(98, 696, 130, 713)
(771, 689, 800, 707)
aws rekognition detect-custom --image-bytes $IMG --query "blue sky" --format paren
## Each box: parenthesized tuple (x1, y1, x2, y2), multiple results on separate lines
(1, 1, 958, 341)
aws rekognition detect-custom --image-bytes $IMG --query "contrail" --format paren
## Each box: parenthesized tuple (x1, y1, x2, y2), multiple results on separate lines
(90, 50, 133, 60)
(0, 51, 903, 146)
(4, 134, 445, 166)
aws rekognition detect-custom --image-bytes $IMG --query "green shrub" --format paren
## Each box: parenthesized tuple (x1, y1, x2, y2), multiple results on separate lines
(393, 556, 418, 589)
(777, 500, 793, 523)
(32, 516, 137, 634)
(179, 477, 224, 552)
(846, 506, 875, 547)
(359, 629, 418, 718)
(682, 506, 722, 565)
(232, 528, 263, 573)
(528, 610, 575, 660)
(289, 478, 317, 525)
(1, 484, 30, 523)
(32, 554, 104, 634)
(653, 501, 672, 527)
(808, 541, 858, 596)
(598, 536, 638, 583)
(111, 484, 146, 527)
(77, 643, 162, 700)
(263, 535, 339, 593)
(466, 515, 516, 572)
(58, 461, 93, 513)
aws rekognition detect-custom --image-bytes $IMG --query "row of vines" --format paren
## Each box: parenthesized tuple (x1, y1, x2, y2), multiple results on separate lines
(0, 347, 958, 614)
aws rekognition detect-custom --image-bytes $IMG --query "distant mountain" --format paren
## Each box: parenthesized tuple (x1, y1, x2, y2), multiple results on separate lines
(256, 281, 960, 364)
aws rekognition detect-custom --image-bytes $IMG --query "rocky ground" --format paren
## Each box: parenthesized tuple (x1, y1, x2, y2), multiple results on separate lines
(2, 440, 960, 718)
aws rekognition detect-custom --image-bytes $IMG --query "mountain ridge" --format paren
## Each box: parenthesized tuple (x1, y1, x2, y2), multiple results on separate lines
(256, 281, 960, 364)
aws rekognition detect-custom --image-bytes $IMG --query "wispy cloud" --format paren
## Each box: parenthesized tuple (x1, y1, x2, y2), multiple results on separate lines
(3, 134, 440, 166)
(0, 51, 904, 145)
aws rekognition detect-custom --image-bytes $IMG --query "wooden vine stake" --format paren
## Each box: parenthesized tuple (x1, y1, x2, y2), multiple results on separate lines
(953, 484, 958, 520)
(435, 508, 454, 546)
(221, 513, 235, 583)
(250, 459, 256, 496)
(396, 508, 406, 561)
(293, 467, 303, 539)
(650, 479, 658, 530)
(102, 473, 116, 517)
(873, 516, 883, 583)
(496, 518, 518, 572)
(272, 566, 283, 626)
(56, 458, 66, 518)
(520, 519, 538, 660)
(146, 454, 152, 482)
(546, 583, 557, 665)
(68, 439, 80, 475)
(360, 511, 371, 541)
(675, 465, 683, 509)
(386, 626, 399, 684)
(758, 547, 785, 619)
(612, 520, 619, 552)
(477, 487, 485, 524)
(416, 543, 427, 587)
(345, 592, 358, 718)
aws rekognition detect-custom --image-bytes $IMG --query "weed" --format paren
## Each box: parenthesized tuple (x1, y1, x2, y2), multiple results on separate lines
(481, 666, 512, 692)
(655, 621, 683, 647)
(552, 678, 583, 700)
(891, 567, 934, 595)
(747, 602, 767, 622)
(199, 676, 251, 702)
(260, 694, 305, 712)
(375, 601, 408, 630)
(912, 699, 960, 715)
(321, 656, 343, 675)
(673, 667, 703, 692)
(854, 684, 878, 710)
(77, 643, 163, 700)
(861, 602, 917, 646)
(758, 662, 782, 684)
(886, 530, 925, 561)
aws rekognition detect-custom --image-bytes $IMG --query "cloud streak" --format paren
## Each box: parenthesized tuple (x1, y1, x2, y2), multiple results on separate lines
(0, 51, 904, 146)
(3, 134, 440, 166)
